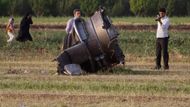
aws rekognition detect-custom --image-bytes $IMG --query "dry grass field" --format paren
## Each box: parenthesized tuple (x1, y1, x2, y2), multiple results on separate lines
(0, 56, 189, 107)
(0, 19, 190, 106)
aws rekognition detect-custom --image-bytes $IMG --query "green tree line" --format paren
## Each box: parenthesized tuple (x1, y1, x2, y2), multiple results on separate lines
(0, 0, 190, 17)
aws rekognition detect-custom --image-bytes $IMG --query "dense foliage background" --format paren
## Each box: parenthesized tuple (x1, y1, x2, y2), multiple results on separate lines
(0, 0, 190, 17)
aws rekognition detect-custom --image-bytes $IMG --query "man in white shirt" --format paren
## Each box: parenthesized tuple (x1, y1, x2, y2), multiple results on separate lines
(155, 8, 170, 70)
(63, 9, 81, 50)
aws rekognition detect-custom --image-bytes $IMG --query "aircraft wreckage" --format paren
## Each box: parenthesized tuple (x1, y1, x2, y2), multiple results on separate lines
(56, 7, 125, 75)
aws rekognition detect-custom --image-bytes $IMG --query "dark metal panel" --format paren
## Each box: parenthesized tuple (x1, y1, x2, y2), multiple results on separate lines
(65, 42, 90, 64)
(84, 19, 103, 57)
(90, 11, 110, 52)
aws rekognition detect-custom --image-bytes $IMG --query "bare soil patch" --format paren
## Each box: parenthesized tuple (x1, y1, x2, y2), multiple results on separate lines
(0, 93, 189, 105)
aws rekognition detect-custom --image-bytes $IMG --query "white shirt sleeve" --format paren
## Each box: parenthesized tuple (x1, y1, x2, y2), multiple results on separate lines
(156, 16, 170, 38)
(65, 19, 73, 34)
(161, 18, 169, 30)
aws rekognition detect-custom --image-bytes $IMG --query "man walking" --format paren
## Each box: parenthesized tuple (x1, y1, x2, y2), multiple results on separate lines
(155, 8, 170, 70)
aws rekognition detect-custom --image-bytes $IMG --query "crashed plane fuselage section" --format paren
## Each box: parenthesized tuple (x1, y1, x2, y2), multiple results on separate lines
(56, 9, 125, 74)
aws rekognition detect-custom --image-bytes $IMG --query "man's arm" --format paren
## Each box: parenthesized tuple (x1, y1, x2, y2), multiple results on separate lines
(160, 18, 169, 29)
(65, 19, 73, 34)
(158, 19, 162, 25)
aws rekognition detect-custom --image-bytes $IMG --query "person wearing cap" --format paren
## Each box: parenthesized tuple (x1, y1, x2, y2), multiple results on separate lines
(6, 17, 15, 43)
(63, 9, 82, 50)
(155, 8, 170, 70)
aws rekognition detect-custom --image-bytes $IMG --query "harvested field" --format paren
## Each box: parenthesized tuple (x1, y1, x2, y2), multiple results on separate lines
(0, 18, 190, 106)
(0, 59, 190, 106)
(1, 24, 190, 31)
(0, 92, 190, 107)
(0, 71, 190, 107)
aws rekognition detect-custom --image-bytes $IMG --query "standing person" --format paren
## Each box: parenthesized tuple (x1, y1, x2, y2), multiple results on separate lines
(155, 8, 170, 70)
(63, 9, 82, 50)
(6, 17, 15, 43)
(16, 12, 33, 42)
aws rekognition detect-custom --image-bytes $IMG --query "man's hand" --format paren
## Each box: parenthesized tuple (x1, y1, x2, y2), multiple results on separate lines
(158, 17, 162, 25)
(155, 15, 162, 25)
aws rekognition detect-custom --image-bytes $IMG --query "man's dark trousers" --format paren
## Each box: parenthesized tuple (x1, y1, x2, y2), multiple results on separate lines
(156, 37, 169, 68)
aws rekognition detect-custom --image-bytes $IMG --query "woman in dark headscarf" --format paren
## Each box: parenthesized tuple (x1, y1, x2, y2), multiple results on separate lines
(16, 13, 33, 42)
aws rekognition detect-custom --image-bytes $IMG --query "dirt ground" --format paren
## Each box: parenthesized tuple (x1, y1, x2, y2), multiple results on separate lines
(0, 60, 190, 106)
(0, 92, 190, 107)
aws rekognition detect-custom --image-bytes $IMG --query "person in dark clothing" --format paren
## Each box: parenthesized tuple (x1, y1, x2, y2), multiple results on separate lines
(16, 13, 33, 42)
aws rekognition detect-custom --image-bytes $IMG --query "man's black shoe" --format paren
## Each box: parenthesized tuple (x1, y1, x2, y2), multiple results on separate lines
(154, 66, 161, 70)
(164, 66, 169, 70)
